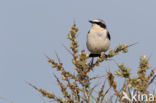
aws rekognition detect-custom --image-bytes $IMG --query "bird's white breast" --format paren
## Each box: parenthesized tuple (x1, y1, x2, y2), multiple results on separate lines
(87, 27, 110, 54)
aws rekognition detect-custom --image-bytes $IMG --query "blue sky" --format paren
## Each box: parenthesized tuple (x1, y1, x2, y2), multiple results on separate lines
(0, 0, 156, 103)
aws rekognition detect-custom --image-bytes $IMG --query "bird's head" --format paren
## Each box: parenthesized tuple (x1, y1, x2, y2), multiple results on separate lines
(89, 19, 106, 29)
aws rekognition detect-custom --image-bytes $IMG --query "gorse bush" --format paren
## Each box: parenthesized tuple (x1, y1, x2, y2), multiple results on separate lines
(29, 23, 156, 103)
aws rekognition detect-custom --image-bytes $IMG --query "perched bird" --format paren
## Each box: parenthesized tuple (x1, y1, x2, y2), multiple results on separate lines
(87, 19, 111, 57)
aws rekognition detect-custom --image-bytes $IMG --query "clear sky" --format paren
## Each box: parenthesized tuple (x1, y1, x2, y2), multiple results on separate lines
(0, 0, 156, 103)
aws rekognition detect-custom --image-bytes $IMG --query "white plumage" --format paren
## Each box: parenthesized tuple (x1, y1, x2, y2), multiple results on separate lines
(87, 19, 110, 55)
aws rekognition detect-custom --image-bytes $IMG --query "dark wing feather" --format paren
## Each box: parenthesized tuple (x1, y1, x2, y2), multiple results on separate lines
(107, 31, 111, 40)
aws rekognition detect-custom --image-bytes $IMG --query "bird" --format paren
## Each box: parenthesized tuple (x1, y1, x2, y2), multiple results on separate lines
(86, 19, 111, 64)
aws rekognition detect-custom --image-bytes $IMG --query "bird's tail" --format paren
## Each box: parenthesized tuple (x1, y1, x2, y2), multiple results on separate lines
(89, 54, 100, 57)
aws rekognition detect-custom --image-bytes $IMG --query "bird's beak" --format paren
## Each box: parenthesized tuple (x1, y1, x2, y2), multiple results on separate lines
(89, 20, 93, 23)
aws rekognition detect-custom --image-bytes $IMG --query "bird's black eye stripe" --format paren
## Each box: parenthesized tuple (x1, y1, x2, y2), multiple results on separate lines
(94, 22, 106, 29)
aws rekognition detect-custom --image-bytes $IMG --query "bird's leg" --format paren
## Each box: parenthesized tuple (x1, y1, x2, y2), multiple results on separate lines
(89, 57, 94, 67)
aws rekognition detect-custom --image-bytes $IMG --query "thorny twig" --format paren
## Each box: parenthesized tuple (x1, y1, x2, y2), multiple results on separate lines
(55, 51, 61, 64)
(62, 44, 73, 56)
(0, 97, 14, 103)
(90, 75, 106, 81)
(149, 74, 156, 84)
